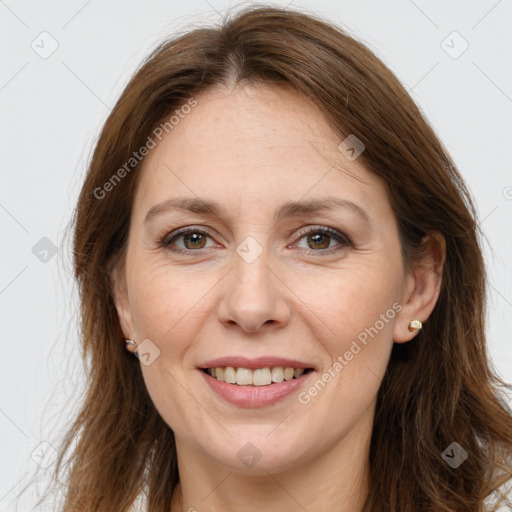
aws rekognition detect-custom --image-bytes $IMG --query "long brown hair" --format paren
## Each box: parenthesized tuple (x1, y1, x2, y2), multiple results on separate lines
(20, 4, 512, 511)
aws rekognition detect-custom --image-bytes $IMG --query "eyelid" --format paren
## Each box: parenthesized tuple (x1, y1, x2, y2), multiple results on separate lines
(160, 225, 351, 254)
(291, 225, 351, 252)
(160, 226, 216, 247)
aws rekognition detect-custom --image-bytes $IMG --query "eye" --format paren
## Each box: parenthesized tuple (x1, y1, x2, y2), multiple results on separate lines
(160, 225, 351, 255)
(160, 227, 217, 252)
(292, 226, 351, 254)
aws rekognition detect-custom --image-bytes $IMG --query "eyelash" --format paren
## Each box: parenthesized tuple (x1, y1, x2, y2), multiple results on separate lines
(159, 225, 351, 256)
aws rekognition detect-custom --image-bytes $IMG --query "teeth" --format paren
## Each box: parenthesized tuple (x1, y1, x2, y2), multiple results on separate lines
(271, 367, 284, 383)
(252, 368, 272, 386)
(236, 367, 253, 385)
(284, 367, 294, 381)
(207, 366, 309, 385)
(224, 366, 236, 384)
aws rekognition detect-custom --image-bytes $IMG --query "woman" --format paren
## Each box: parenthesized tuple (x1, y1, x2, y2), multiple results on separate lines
(35, 4, 512, 511)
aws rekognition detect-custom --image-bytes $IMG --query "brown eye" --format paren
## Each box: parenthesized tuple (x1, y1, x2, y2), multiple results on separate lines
(182, 232, 207, 249)
(306, 232, 331, 250)
(162, 228, 215, 252)
(294, 226, 351, 254)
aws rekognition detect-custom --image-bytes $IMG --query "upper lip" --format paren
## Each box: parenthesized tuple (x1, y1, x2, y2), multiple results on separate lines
(198, 356, 315, 370)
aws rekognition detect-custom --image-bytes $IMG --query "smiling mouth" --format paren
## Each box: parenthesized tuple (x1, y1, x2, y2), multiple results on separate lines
(201, 366, 315, 386)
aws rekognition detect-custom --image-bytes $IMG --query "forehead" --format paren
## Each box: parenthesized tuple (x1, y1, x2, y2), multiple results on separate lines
(132, 84, 389, 225)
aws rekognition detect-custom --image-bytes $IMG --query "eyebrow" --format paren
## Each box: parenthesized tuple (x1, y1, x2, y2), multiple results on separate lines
(144, 196, 372, 225)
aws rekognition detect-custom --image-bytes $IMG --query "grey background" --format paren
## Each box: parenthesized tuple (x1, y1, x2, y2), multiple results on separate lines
(1, 0, 511, 509)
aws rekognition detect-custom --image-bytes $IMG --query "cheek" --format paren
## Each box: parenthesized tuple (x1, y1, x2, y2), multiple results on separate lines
(292, 263, 402, 354)
(127, 264, 217, 433)
(291, 265, 401, 430)
(128, 259, 217, 343)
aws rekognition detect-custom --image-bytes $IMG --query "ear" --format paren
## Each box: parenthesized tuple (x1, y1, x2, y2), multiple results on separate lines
(111, 263, 136, 351)
(393, 231, 446, 343)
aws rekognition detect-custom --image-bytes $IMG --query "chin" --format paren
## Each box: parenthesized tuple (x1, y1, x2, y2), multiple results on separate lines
(200, 429, 314, 475)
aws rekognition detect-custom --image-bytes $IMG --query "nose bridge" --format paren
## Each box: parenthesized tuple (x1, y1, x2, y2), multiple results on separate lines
(233, 241, 271, 294)
(217, 235, 291, 332)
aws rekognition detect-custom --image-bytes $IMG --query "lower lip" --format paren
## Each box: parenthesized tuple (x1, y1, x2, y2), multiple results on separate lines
(199, 369, 314, 408)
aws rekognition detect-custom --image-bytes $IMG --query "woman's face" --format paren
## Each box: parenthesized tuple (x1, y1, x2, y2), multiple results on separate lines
(114, 84, 420, 474)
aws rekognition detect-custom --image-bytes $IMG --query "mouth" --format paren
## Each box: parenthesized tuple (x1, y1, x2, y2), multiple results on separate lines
(199, 365, 316, 408)
(197, 356, 317, 407)
(200, 366, 315, 386)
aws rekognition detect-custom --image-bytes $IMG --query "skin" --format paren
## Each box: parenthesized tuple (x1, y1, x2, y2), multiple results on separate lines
(113, 83, 445, 512)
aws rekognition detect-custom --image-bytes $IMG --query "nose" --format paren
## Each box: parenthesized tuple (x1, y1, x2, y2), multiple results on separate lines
(217, 247, 292, 333)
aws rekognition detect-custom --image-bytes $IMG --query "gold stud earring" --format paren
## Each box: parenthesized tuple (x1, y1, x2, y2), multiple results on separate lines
(408, 319, 422, 332)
